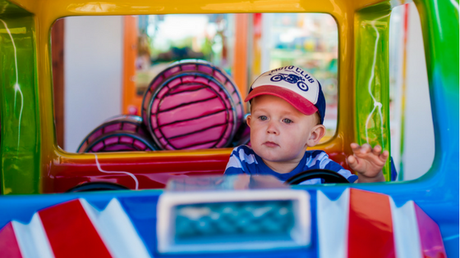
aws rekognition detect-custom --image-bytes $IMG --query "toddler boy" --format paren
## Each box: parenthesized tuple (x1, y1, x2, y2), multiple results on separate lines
(225, 65, 388, 184)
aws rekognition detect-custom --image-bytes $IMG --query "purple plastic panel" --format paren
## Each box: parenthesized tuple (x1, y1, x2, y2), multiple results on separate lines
(414, 204, 447, 257)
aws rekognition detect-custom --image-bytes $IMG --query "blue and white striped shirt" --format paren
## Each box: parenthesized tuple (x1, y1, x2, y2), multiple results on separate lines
(225, 145, 358, 184)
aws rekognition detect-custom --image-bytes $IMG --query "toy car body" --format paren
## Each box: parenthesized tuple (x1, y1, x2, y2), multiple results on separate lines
(0, 0, 457, 257)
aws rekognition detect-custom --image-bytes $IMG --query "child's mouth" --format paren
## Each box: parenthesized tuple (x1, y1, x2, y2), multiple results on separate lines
(263, 141, 279, 147)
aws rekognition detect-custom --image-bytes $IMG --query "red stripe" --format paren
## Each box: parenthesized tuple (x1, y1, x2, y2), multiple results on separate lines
(39, 199, 112, 258)
(0, 222, 23, 258)
(414, 204, 447, 258)
(348, 188, 395, 258)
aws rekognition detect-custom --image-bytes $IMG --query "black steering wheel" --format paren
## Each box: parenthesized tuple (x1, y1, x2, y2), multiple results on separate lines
(285, 169, 350, 185)
(66, 182, 129, 192)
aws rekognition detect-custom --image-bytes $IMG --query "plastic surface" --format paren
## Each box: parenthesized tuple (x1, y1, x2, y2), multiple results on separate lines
(0, 0, 457, 256)
(0, 5, 40, 194)
(354, 3, 392, 181)
(157, 188, 310, 253)
(0, 187, 448, 257)
(2, 0, 372, 194)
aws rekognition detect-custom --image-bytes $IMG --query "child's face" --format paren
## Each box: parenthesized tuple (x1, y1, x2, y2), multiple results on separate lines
(247, 95, 324, 167)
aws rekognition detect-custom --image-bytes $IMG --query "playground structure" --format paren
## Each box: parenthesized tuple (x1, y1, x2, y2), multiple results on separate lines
(0, 0, 457, 256)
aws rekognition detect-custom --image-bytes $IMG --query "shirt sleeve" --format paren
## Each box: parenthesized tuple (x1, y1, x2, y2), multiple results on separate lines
(311, 151, 358, 183)
(224, 147, 246, 175)
(323, 161, 358, 183)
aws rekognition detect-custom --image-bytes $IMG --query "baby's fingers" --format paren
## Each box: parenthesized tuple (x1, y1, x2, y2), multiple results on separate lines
(350, 143, 360, 153)
(350, 143, 371, 156)
(351, 143, 389, 162)
(347, 155, 358, 168)
(359, 143, 372, 154)
(371, 144, 389, 160)
(380, 150, 390, 162)
(372, 145, 382, 156)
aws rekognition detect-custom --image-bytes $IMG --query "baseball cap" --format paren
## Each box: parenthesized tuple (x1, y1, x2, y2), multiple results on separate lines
(245, 65, 326, 124)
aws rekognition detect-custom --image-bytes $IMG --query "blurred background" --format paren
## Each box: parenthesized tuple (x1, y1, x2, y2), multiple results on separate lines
(51, 3, 433, 181)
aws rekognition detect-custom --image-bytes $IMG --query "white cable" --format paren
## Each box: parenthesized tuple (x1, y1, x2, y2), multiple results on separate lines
(94, 154, 139, 190)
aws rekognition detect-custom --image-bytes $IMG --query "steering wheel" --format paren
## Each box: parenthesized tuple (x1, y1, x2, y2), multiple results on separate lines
(285, 169, 350, 185)
(66, 182, 129, 192)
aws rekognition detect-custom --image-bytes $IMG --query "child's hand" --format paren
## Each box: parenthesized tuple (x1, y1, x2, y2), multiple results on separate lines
(347, 143, 388, 183)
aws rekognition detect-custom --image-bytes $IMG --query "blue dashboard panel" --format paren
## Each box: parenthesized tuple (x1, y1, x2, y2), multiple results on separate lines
(0, 177, 456, 257)
(0, 187, 319, 258)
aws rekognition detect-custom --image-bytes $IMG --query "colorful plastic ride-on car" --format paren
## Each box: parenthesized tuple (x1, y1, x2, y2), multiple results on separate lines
(0, 0, 458, 257)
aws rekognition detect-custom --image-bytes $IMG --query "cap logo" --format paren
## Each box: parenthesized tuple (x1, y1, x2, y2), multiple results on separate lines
(270, 73, 309, 91)
(247, 65, 325, 123)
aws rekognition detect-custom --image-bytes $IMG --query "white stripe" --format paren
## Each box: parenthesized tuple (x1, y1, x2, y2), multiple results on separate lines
(12, 213, 55, 258)
(390, 199, 423, 258)
(225, 154, 243, 170)
(317, 189, 349, 258)
(238, 148, 258, 165)
(337, 168, 354, 179)
(80, 198, 151, 258)
(318, 156, 331, 169)
(306, 152, 327, 168)
(298, 178, 322, 185)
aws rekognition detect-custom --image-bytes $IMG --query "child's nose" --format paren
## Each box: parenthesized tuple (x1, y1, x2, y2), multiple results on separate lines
(266, 121, 279, 135)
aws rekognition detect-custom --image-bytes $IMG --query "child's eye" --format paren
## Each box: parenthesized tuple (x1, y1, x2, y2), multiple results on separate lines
(282, 118, 293, 124)
(258, 115, 268, 121)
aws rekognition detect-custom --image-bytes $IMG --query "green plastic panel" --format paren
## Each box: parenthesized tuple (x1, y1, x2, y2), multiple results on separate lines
(355, 3, 392, 181)
(0, 1, 40, 194)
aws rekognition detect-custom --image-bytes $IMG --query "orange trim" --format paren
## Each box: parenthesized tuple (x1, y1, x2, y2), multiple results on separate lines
(233, 14, 248, 112)
(252, 13, 262, 81)
(122, 16, 142, 115)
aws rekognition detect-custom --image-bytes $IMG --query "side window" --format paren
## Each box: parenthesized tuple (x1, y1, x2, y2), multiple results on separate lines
(52, 13, 339, 153)
(389, 3, 434, 181)
(261, 13, 338, 142)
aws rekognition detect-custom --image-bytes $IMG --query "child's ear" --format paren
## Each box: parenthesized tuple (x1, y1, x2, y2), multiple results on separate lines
(306, 124, 326, 147)
(246, 114, 252, 128)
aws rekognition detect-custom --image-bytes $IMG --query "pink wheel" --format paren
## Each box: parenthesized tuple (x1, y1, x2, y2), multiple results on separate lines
(77, 115, 158, 153)
(142, 60, 244, 150)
